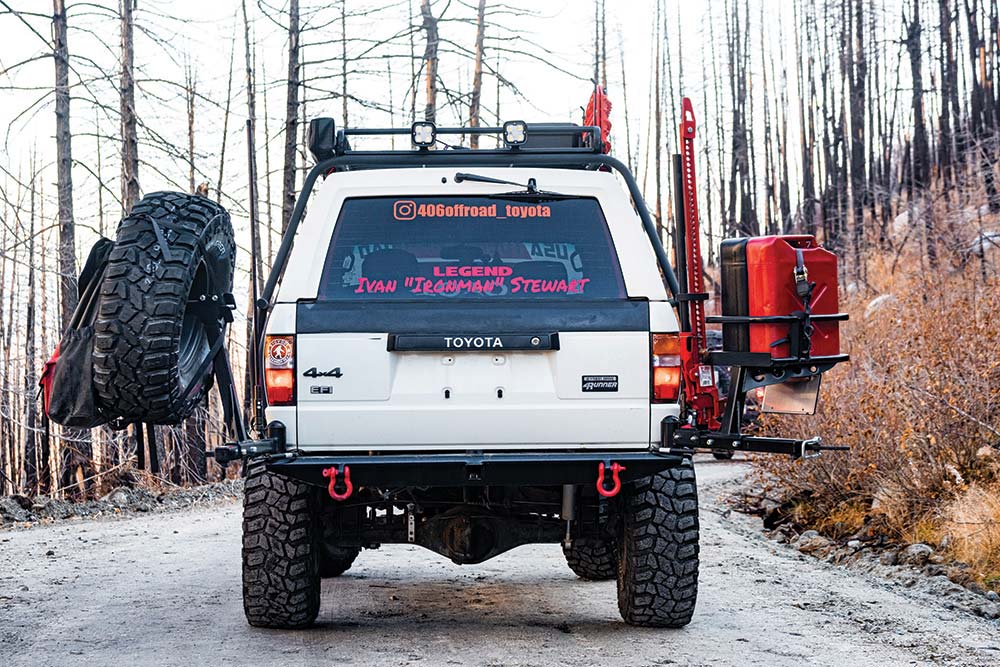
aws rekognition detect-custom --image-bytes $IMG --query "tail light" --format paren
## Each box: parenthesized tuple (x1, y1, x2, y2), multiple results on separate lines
(264, 335, 296, 406)
(651, 333, 682, 402)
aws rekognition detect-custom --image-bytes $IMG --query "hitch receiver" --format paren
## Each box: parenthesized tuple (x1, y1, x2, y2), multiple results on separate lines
(209, 421, 287, 464)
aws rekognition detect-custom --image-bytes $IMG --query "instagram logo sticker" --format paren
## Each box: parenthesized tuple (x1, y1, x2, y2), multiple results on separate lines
(393, 200, 417, 221)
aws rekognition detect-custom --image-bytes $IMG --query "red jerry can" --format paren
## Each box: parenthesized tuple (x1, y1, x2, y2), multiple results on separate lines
(720, 235, 840, 359)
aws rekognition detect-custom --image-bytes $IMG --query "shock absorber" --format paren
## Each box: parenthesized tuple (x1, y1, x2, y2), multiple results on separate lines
(561, 484, 575, 548)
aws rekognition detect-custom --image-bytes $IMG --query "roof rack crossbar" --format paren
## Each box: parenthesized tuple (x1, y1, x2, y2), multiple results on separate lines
(340, 124, 603, 153)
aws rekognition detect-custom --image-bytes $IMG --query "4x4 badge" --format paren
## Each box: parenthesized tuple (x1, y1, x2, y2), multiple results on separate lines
(303, 367, 343, 378)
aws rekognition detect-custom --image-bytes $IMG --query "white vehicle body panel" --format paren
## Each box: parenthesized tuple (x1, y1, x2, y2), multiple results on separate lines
(265, 168, 680, 451)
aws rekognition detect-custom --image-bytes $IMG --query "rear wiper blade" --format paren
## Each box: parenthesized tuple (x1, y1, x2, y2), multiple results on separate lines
(454, 172, 539, 194)
(454, 172, 570, 198)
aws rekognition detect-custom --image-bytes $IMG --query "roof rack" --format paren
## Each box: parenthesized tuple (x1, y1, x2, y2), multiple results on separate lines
(307, 118, 606, 161)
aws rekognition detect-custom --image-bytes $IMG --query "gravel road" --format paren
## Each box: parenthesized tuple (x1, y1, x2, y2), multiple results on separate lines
(2, 460, 998, 667)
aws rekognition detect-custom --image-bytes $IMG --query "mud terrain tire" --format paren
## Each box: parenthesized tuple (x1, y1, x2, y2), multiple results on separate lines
(242, 462, 321, 629)
(563, 537, 617, 580)
(92, 191, 235, 424)
(318, 544, 361, 578)
(616, 463, 699, 628)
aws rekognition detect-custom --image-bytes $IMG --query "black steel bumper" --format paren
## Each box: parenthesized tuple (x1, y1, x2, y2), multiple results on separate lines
(265, 450, 686, 488)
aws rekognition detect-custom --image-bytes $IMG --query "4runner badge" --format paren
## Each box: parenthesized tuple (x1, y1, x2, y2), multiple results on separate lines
(582, 375, 618, 392)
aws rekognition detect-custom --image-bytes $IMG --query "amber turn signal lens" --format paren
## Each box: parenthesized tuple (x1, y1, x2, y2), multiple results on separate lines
(652, 333, 681, 355)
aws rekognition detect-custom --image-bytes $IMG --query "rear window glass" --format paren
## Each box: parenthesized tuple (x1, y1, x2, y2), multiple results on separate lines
(317, 196, 626, 300)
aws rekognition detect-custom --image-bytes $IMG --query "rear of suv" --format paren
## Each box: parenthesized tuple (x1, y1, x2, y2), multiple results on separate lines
(246, 160, 698, 629)
(234, 117, 846, 630)
(267, 171, 681, 451)
(236, 117, 705, 629)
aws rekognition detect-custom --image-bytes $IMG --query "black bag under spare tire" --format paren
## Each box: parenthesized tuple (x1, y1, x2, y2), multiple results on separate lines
(93, 191, 235, 424)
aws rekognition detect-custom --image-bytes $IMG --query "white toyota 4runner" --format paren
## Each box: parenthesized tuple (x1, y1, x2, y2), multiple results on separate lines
(221, 117, 845, 630)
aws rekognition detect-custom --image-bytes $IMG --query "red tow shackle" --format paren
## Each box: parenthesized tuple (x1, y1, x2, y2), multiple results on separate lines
(596, 461, 626, 498)
(322, 465, 353, 501)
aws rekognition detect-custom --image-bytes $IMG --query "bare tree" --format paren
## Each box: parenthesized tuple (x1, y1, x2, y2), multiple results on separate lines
(468, 0, 486, 148)
(23, 159, 38, 494)
(217, 30, 237, 201)
(280, 0, 300, 234)
(420, 0, 439, 123)
(185, 63, 197, 194)
(904, 0, 934, 264)
(120, 0, 140, 213)
(53, 0, 77, 330)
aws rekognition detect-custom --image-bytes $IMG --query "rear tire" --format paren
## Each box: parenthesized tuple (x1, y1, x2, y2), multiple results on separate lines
(616, 463, 700, 628)
(242, 461, 321, 629)
(93, 191, 235, 424)
(318, 544, 361, 578)
(563, 537, 617, 580)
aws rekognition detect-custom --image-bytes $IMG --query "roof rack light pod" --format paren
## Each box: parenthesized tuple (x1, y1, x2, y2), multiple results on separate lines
(502, 121, 527, 146)
(308, 117, 337, 162)
(411, 121, 436, 147)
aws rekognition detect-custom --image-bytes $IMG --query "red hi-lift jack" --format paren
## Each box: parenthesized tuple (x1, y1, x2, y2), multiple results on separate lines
(665, 98, 849, 459)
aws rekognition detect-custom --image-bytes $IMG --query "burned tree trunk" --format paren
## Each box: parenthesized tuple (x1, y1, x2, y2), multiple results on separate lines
(53, 0, 77, 329)
(847, 0, 867, 279)
(24, 167, 38, 494)
(341, 0, 349, 127)
(468, 0, 486, 149)
(904, 0, 935, 264)
(217, 32, 236, 202)
(242, 0, 263, 423)
(281, 0, 300, 233)
(53, 0, 93, 497)
(420, 0, 439, 124)
(653, 0, 663, 235)
(121, 0, 140, 214)
(186, 64, 196, 194)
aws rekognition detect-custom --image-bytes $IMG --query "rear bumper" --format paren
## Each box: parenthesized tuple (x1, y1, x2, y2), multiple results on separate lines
(266, 450, 687, 488)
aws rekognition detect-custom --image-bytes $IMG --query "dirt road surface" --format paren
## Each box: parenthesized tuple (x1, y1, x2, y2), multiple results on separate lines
(2, 461, 998, 667)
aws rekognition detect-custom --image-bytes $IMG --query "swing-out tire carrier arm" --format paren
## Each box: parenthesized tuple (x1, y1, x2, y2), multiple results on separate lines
(660, 417, 848, 459)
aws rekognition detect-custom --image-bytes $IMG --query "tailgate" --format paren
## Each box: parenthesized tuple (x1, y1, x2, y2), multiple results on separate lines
(294, 301, 651, 450)
(290, 194, 653, 451)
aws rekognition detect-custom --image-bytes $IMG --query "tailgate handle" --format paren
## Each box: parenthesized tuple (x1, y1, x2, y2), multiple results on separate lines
(387, 333, 559, 351)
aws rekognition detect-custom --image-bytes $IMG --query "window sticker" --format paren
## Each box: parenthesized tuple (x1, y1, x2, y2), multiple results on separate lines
(320, 196, 626, 300)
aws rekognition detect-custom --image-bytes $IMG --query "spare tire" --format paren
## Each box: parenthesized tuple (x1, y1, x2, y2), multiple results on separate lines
(93, 192, 235, 424)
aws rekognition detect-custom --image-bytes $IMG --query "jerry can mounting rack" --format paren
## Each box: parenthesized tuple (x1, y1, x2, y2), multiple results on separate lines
(706, 311, 849, 363)
(705, 350, 850, 392)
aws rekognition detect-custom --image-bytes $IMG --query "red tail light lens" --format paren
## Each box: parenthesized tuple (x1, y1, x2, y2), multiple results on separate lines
(651, 334, 681, 402)
(264, 335, 295, 406)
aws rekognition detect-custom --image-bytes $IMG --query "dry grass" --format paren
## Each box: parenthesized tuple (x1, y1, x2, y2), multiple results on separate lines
(939, 483, 1000, 587)
(753, 201, 1000, 588)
